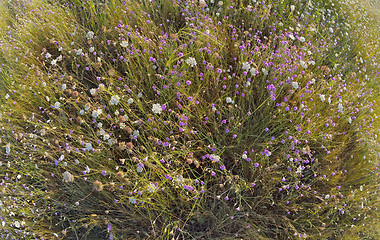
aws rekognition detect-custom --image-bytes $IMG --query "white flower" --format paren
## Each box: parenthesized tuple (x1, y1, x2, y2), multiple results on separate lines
(76, 49, 83, 55)
(338, 103, 343, 112)
(210, 154, 220, 162)
(152, 103, 163, 114)
(51, 59, 57, 66)
(137, 92, 143, 98)
(185, 57, 197, 67)
(262, 68, 268, 75)
(85, 143, 93, 151)
(250, 67, 257, 76)
(292, 82, 299, 90)
(242, 62, 251, 71)
(62, 84, 67, 90)
(129, 197, 137, 204)
(348, 117, 352, 124)
(147, 183, 157, 193)
(110, 95, 120, 105)
(328, 96, 331, 104)
(14, 221, 20, 228)
(289, 34, 295, 40)
(54, 102, 61, 109)
(85, 165, 90, 173)
(103, 133, 110, 140)
(62, 171, 74, 183)
(136, 164, 143, 173)
(45, 52, 52, 59)
(90, 88, 96, 96)
(241, 154, 247, 159)
(89, 46, 95, 53)
(120, 40, 129, 48)
(226, 97, 233, 103)
(320, 94, 325, 102)
(299, 36, 305, 42)
(86, 31, 95, 40)
(5, 94, 9, 99)
(290, 5, 295, 11)
(92, 109, 102, 118)
(6, 144, 10, 154)
(127, 98, 134, 104)
(80, 110, 85, 115)
(300, 60, 307, 68)
(132, 130, 139, 138)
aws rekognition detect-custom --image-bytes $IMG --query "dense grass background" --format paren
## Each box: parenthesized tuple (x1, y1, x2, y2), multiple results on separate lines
(0, 0, 379, 239)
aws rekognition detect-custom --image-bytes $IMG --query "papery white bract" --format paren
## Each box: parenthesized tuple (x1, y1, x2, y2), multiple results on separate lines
(152, 103, 163, 114)
(120, 41, 129, 48)
(242, 62, 251, 71)
(86, 31, 95, 40)
(92, 109, 102, 118)
(54, 102, 61, 109)
(62, 171, 74, 183)
(185, 57, 197, 67)
(110, 95, 120, 105)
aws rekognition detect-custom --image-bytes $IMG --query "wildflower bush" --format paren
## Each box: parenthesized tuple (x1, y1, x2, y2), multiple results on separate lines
(0, 0, 379, 239)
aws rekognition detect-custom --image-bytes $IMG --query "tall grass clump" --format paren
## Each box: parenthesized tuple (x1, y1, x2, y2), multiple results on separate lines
(0, 0, 379, 239)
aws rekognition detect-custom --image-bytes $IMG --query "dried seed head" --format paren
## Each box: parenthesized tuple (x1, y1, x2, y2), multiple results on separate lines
(93, 180, 103, 191)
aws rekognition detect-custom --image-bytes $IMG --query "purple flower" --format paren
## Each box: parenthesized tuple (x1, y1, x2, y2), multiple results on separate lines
(254, 162, 259, 167)
(183, 185, 194, 191)
(220, 165, 226, 170)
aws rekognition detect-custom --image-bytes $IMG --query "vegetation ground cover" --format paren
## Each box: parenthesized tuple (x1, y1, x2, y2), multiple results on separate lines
(0, 0, 379, 239)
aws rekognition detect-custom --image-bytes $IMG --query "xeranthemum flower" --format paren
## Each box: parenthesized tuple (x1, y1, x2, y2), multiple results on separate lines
(210, 154, 220, 162)
(92, 109, 102, 118)
(185, 57, 197, 67)
(62, 171, 74, 183)
(110, 95, 120, 105)
(242, 62, 251, 71)
(86, 31, 94, 40)
(129, 197, 137, 204)
(54, 102, 61, 109)
(292, 81, 299, 90)
(152, 103, 163, 114)
(120, 40, 129, 48)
